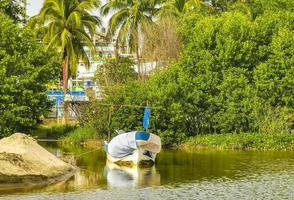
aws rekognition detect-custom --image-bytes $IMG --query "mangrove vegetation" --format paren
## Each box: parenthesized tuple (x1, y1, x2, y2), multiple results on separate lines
(72, 0, 294, 146)
(0, 13, 60, 137)
(0, 0, 293, 150)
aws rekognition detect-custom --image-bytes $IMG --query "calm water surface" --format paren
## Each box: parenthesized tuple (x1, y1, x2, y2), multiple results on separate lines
(0, 142, 293, 199)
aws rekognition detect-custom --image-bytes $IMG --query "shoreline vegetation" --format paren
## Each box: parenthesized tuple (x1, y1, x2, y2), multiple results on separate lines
(183, 132, 294, 151)
(64, 131, 294, 151)
(33, 125, 294, 151)
(1, 0, 293, 151)
(66, 0, 294, 148)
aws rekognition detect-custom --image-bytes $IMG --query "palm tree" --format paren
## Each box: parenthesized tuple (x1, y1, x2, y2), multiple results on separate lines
(159, 0, 250, 17)
(101, 0, 161, 78)
(30, 0, 101, 122)
(159, 0, 193, 17)
(158, 0, 210, 17)
(32, 0, 101, 87)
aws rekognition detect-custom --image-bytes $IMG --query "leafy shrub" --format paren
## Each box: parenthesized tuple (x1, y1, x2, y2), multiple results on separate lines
(0, 14, 60, 137)
(185, 133, 294, 151)
(76, 1, 293, 144)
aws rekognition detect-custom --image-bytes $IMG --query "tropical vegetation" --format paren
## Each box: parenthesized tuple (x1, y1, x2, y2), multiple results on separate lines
(101, 0, 162, 78)
(0, 0, 293, 151)
(95, 56, 137, 87)
(184, 132, 294, 151)
(0, 13, 60, 137)
(30, 0, 101, 92)
(69, 0, 293, 146)
(0, 0, 26, 23)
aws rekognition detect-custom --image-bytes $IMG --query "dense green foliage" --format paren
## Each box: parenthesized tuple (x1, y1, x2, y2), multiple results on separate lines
(101, 0, 160, 53)
(95, 56, 137, 86)
(30, 0, 101, 85)
(0, 0, 26, 23)
(75, 81, 145, 137)
(74, 0, 294, 144)
(0, 14, 60, 137)
(185, 132, 294, 151)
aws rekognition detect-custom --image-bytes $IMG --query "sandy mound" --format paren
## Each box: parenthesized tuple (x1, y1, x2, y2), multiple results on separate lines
(0, 133, 76, 186)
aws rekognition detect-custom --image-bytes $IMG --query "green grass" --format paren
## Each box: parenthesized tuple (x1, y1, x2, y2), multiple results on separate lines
(184, 132, 294, 151)
(62, 126, 101, 144)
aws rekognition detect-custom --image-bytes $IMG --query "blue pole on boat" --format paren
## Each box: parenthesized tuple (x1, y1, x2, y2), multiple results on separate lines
(143, 106, 151, 130)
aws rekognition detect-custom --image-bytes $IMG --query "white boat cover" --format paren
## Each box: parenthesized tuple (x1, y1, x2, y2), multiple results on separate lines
(106, 131, 161, 159)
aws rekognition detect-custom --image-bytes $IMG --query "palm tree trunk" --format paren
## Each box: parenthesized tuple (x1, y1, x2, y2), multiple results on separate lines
(136, 26, 143, 80)
(136, 49, 142, 80)
(63, 56, 69, 124)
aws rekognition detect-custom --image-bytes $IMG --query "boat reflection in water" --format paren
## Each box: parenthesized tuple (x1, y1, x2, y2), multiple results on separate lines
(105, 161, 161, 189)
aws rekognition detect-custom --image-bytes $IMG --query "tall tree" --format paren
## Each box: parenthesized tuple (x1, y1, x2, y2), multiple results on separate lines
(101, 0, 161, 78)
(159, 0, 204, 17)
(31, 0, 101, 87)
(0, 0, 26, 23)
(0, 13, 60, 137)
(30, 0, 101, 122)
(141, 17, 181, 67)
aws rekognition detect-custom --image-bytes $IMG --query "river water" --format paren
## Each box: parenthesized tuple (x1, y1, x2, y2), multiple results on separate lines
(0, 142, 293, 199)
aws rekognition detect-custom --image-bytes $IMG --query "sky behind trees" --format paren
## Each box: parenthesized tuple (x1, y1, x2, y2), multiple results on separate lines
(27, 0, 43, 16)
(27, 0, 107, 27)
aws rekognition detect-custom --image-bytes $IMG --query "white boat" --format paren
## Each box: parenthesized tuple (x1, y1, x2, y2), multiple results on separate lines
(104, 131, 161, 167)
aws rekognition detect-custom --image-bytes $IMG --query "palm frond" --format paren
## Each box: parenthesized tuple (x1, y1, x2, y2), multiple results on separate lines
(31, 0, 101, 75)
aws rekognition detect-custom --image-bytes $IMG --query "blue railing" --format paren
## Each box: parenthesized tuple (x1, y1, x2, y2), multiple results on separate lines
(47, 90, 87, 104)
(67, 91, 86, 96)
(47, 90, 86, 96)
(48, 90, 63, 96)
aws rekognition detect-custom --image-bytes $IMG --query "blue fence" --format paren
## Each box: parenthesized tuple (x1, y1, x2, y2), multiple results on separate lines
(47, 90, 88, 118)
(48, 90, 86, 96)
(47, 90, 86, 105)
(48, 91, 63, 96)
(67, 91, 86, 96)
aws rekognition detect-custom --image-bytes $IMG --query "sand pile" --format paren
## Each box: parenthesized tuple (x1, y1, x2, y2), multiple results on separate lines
(0, 133, 76, 186)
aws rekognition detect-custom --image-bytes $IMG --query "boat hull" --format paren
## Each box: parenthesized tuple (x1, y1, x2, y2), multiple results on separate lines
(107, 148, 157, 167)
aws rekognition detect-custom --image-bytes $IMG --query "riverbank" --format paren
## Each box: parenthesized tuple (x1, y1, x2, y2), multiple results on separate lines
(61, 126, 104, 148)
(32, 123, 293, 151)
(183, 133, 294, 151)
(61, 127, 294, 151)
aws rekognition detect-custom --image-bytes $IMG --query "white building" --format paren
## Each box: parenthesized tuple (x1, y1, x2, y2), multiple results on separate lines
(75, 33, 115, 98)
(77, 33, 115, 80)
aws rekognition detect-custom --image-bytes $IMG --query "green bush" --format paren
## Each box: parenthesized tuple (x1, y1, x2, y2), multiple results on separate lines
(76, 1, 293, 145)
(185, 133, 294, 151)
(0, 0, 26, 23)
(0, 14, 60, 137)
(95, 56, 137, 86)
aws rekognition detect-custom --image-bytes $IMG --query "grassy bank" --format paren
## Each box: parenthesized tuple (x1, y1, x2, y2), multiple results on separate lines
(61, 127, 294, 151)
(61, 126, 104, 148)
(184, 133, 294, 151)
(29, 124, 103, 149)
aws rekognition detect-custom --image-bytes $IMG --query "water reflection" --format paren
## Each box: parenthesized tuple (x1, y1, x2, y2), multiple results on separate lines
(1, 142, 294, 199)
(105, 161, 160, 189)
